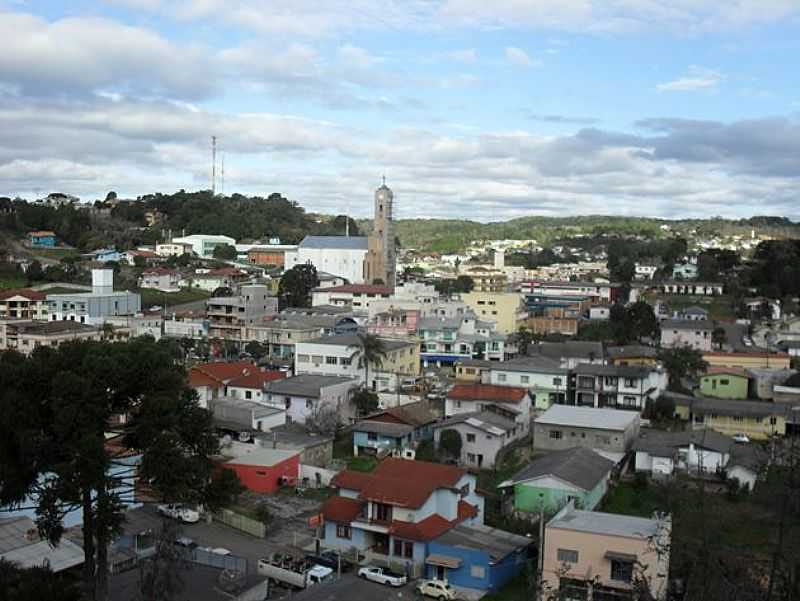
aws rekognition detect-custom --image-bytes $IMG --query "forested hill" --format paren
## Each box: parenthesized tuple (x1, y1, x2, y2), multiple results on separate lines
(384, 215, 800, 253)
(1, 189, 797, 254)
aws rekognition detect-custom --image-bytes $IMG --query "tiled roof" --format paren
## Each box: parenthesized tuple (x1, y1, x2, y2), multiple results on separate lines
(704, 351, 789, 360)
(321, 496, 364, 524)
(502, 447, 615, 491)
(227, 369, 286, 389)
(0, 288, 47, 301)
(447, 383, 527, 404)
(188, 368, 221, 388)
(192, 361, 257, 383)
(28, 230, 56, 236)
(389, 514, 453, 542)
(365, 401, 440, 427)
(703, 366, 750, 378)
(331, 470, 374, 492)
(457, 500, 478, 521)
(142, 268, 178, 276)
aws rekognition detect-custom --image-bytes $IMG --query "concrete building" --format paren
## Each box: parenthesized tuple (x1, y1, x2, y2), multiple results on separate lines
(543, 504, 671, 601)
(363, 180, 397, 288)
(352, 402, 440, 456)
(224, 448, 299, 494)
(242, 243, 297, 267)
(155, 241, 194, 257)
(284, 236, 370, 284)
(433, 409, 523, 469)
(206, 285, 278, 342)
(244, 318, 330, 359)
(0, 320, 102, 354)
(632, 428, 736, 478)
(699, 367, 749, 399)
(46, 269, 141, 325)
(520, 280, 619, 303)
(454, 358, 495, 383)
(461, 266, 508, 293)
(488, 356, 569, 412)
(571, 364, 668, 412)
(294, 335, 420, 392)
(702, 351, 791, 371)
(419, 313, 507, 367)
(0, 289, 48, 320)
(606, 345, 658, 367)
(499, 447, 615, 515)
(311, 284, 392, 311)
(211, 397, 286, 432)
(533, 405, 641, 461)
(184, 267, 249, 292)
(263, 374, 358, 425)
(528, 341, 605, 369)
(138, 268, 181, 292)
(461, 291, 527, 335)
(445, 383, 532, 441)
(660, 319, 713, 351)
(659, 281, 723, 296)
(171, 234, 236, 258)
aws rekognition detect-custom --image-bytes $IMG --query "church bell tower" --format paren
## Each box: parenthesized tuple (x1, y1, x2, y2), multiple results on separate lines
(364, 177, 396, 288)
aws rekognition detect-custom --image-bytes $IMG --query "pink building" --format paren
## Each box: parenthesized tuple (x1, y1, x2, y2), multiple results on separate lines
(543, 503, 671, 600)
(367, 307, 420, 337)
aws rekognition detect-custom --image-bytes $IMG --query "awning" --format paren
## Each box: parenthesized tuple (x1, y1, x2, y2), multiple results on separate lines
(426, 554, 463, 569)
(605, 551, 637, 563)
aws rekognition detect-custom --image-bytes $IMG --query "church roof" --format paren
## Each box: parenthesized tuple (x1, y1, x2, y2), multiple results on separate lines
(299, 236, 369, 250)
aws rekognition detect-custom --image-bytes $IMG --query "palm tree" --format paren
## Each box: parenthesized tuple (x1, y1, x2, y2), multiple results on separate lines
(350, 333, 388, 391)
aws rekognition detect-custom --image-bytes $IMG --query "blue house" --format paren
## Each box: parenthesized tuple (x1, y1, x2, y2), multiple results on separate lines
(426, 523, 532, 594)
(351, 401, 440, 456)
(89, 248, 124, 263)
(28, 230, 57, 248)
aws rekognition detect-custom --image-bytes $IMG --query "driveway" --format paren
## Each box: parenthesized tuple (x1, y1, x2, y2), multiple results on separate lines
(290, 573, 419, 601)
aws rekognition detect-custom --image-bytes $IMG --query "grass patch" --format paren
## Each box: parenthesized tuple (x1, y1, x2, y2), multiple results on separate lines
(0, 276, 27, 289)
(32, 248, 80, 260)
(650, 294, 736, 321)
(601, 479, 666, 517)
(138, 287, 211, 309)
(347, 456, 378, 472)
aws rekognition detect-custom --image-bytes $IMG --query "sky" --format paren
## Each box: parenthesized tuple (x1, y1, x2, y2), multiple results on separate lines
(1, 1, 799, 221)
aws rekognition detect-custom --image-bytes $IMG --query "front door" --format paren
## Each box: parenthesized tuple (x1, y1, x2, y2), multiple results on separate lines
(436, 566, 446, 580)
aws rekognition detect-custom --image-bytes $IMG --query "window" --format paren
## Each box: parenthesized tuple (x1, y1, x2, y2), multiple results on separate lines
(404, 542, 413, 558)
(610, 559, 634, 583)
(256, 471, 267, 476)
(340, 356, 351, 366)
(336, 525, 351, 539)
(470, 566, 486, 578)
(245, 390, 252, 400)
(549, 430, 563, 440)
(497, 374, 507, 382)
(557, 549, 579, 563)
(732, 416, 744, 422)
(596, 435, 611, 445)
(466, 433, 476, 443)
(394, 539, 403, 556)
(368, 432, 378, 441)
(720, 378, 730, 386)
(520, 375, 530, 384)
(325, 356, 338, 365)
(553, 377, 562, 386)
(624, 378, 636, 387)
(460, 483, 470, 496)
(312, 355, 323, 364)
(467, 453, 476, 463)
(306, 399, 314, 409)
(770, 417, 777, 425)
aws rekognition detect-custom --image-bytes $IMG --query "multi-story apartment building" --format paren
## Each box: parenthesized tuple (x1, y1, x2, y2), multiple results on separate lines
(294, 335, 420, 392)
(520, 280, 619, 303)
(244, 318, 329, 358)
(321, 458, 484, 576)
(571, 364, 668, 412)
(311, 284, 393, 311)
(138, 268, 181, 292)
(206, 285, 278, 342)
(460, 292, 527, 335)
(367, 307, 420, 337)
(0, 289, 48, 320)
(445, 383, 532, 437)
(0, 320, 102, 354)
(263, 374, 358, 425)
(418, 314, 507, 367)
(47, 269, 141, 325)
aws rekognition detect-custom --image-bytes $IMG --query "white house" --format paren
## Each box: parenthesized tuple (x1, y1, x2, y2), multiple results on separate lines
(311, 284, 392, 311)
(632, 429, 735, 478)
(660, 319, 713, 351)
(488, 356, 569, 412)
(171, 234, 236, 258)
(284, 236, 370, 284)
(138, 268, 181, 292)
(433, 409, 524, 469)
(445, 383, 532, 437)
(571, 364, 668, 412)
(155, 241, 194, 257)
(211, 397, 286, 433)
(263, 374, 358, 424)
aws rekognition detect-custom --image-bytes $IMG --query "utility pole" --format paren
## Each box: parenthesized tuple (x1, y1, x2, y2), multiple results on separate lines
(211, 135, 217, 195)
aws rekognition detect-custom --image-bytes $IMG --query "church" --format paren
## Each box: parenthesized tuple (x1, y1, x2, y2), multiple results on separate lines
(283, 181, 397, 288)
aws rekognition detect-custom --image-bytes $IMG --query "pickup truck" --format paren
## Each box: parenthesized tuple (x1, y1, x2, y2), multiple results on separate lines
(357, 566, 408, 587)
(416, 579, 458, 600)
(157, 503, 200, 523)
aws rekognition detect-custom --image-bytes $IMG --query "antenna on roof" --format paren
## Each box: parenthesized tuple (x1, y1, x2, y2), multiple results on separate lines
(220, 153, 225, 197)
(211, 136, 217, 196)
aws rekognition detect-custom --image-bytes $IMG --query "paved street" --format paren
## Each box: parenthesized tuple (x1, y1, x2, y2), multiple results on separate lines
(291, 573, 420, 601)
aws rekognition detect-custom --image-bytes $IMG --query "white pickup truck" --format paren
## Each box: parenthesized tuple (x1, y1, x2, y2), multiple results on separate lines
(156, 503, 200, 524)
(258, 555, 333, 590)
(416, 579, 458, 600)
(357, 566, 408, 587)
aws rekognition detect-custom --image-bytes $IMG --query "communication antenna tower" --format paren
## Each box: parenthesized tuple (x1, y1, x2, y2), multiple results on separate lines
(211, 136, 217, 195)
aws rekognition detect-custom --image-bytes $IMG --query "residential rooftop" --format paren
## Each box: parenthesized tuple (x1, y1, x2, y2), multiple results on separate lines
(501, 447, 615, 491)
(548, 505, 662, 539)
(1, 320, 99, 335)
(264, 374, 357, 398)
(631, 428, 735, 457)
(303, 334, 414, 351)
(434, 523, 532, 562)
(299, 235, 369, 250)
(225, 447, 298, 467)
(535, 405, 640, 431)
(606, 345, 658, 359)
(661, 319, 714, 331)
(448, 383, 528, 404)
(435, 411, 516, 436)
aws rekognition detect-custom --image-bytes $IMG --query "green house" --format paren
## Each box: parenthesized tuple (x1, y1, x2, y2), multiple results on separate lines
(699, 368, 749, 400)
(498, 447, 615, 516)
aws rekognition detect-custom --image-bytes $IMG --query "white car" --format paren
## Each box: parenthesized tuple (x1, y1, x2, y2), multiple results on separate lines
(157, 503, 200, 523)
(417, 579, 457, 600)
(358, 566, 407, 587)
(732, 433, 750, 444)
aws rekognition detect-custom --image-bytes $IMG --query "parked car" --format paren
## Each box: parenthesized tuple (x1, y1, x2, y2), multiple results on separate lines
(732, 433, 751, 444)
(174, 536, 198, 550)
(416, 579, 457, 600)
(157, 503, 200, 523)
(210, 547, 232, 556)
(357, 566, 407, 587)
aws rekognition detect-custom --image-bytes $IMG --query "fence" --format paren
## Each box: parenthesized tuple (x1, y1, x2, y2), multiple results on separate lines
(192, 547, 248, 573)
(213, 507, 267, 538)
(299, 464, 340, 488)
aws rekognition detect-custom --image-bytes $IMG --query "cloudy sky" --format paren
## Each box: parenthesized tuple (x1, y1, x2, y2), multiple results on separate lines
(1, 1, 799, 221)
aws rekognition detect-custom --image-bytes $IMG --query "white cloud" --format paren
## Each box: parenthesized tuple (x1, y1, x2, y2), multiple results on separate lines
(504, 46, 539, 67)
(657, 66, 724, 92)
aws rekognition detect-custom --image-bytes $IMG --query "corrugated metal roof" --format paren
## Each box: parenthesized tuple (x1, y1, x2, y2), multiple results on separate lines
(535, 405, 639, 431)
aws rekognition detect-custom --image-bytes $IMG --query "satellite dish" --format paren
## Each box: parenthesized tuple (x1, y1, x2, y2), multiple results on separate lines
(238, 431, 251, 443)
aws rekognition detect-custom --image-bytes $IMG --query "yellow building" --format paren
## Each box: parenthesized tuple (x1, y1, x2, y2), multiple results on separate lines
(606, 345, 659, 367)
(703, 351, 791, 371)
(671, 394, 790, 440)
(454, 359, 493, 382)
(461, 291, 527, 335)
(462, 266, 507, 292)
